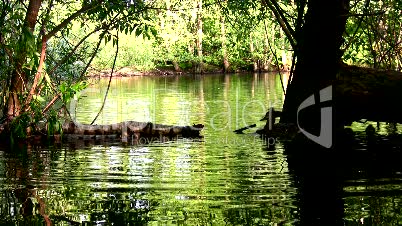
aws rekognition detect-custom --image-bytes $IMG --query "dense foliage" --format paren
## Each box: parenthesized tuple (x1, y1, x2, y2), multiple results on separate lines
(91, 0, 402, 72)
(92, 0, 293, 72)
(0, 0, 158, 140)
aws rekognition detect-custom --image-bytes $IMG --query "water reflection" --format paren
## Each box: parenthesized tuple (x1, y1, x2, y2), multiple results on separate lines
(1, 73, 298, 225)
(0, 73, 401, 225)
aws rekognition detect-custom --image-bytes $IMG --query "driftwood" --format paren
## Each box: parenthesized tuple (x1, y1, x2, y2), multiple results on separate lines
(0, 121, 203, 144)
(61, 121, 204, 142)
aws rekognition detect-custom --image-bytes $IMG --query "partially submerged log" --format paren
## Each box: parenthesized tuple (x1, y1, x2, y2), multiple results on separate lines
(3, 121, 204, 144)
(336, 64, 402, 125)
(253, 64, 402, 140)
(61, 121, 204, 142)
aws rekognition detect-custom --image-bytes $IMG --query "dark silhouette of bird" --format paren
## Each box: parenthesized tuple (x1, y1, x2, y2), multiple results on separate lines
(260, 108, 282, 122)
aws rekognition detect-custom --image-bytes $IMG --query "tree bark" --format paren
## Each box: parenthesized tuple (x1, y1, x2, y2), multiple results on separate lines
(25, 33, 47, 110)
(336, 63, 402, 124)
(25, 0, 42, 32)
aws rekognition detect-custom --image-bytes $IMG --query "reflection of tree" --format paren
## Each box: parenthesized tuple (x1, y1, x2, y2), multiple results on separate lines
(0, 146, 57, 225)
(221, 143, 297, 225)
(284, 143, 345, 225)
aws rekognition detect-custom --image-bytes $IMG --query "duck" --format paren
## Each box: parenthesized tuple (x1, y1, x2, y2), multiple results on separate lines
(260, 107, 282, 122)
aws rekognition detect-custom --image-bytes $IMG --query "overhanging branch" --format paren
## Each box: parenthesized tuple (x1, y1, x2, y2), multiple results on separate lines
(263, 0, 296, 49)
(45, 0, 103, 40)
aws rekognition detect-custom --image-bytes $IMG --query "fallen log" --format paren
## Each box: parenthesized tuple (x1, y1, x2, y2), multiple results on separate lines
(5, 121, 204, 144)
(335, 64, 402, 125)
(255, 64, 402, 139)
(61, 121, 204, 142)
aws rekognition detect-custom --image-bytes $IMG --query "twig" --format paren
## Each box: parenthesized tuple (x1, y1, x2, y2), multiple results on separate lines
(79, 31, 105, 78)
(90, 32, 119, 125)
(234, 124, 256, 134)
(48, 27, 102, 76)
(42, 93, 60, 115)
(264, 20, 286, 94)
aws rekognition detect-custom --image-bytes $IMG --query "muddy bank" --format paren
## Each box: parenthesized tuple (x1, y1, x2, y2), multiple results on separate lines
(88, 65, 290, 77)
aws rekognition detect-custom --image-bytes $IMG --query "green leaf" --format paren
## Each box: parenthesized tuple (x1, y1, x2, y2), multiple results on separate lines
(135, 28, 142, 36)
(33, 95, 45, 102)
(150, 28, 157, 37)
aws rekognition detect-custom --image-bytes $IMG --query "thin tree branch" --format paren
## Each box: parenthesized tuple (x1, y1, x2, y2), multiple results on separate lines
(48, 27, 102, 76)
(90, 32, 119, 125)
(262, 0, 296, 49)
(343, 11, 385, 17)
(45, 0, 102, 40)
(42, 93, 60, 115)
(79, 31, 105, 79)
(342, 0, 370, 52)
(264, 20, 285, 94)
(269, 0, 296, 36)
(24, 33, 47, 111)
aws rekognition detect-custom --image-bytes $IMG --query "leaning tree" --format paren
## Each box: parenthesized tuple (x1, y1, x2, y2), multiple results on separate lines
(226, 0, 402, 145)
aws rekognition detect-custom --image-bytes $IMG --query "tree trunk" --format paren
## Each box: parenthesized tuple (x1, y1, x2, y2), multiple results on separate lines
(7, 66, 24, 119)
(195, 0, 203, 74)
(5, 0, 42, 119)
(336, 63, 402, 124)
(172, 60, 180, 72)
(62, 121, 203, 136)
(280, 0, 350, 127)
(250, 34, 258, 72)
(221, 15, 229, 73)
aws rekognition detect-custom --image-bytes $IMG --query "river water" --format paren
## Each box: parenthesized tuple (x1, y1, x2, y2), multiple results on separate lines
(1, 73, 402, 225)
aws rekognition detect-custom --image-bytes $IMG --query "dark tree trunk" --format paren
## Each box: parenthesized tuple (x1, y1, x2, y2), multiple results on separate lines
(278, 2, 351, 223)
(280, 0, 350, 126)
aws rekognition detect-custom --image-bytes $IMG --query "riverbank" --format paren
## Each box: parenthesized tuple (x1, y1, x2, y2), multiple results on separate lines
(89, 64, 290, 77)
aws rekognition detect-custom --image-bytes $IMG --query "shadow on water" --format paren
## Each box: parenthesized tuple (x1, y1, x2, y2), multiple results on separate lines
(278, 124, 402, 226)
(283, 139, 345, 226)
